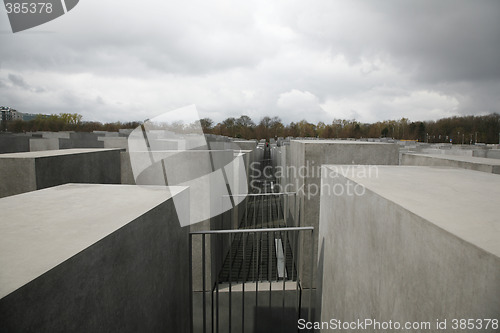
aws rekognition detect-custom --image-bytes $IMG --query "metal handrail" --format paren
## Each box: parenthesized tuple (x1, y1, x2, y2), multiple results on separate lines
(221, 192, 297, 197)
(190, 226, 314, 333)
(190, 226, 313, 235)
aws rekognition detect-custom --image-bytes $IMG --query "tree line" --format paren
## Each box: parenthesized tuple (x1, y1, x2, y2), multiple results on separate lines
(6, 113, 141, 133)
(203, 113, 500, 144)
(4, 112, 500, 144)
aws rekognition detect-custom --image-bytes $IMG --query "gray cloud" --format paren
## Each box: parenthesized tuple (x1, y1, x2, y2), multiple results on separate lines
(0, 0, 499, 124)
(8, 73, 29, 89)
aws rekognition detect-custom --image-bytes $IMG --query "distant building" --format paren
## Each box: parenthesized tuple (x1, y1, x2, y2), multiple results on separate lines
(10, 110, 23, 121)
(1, 107, 12, 127)
(0, 107, 40, 123)
(22, 113, 37, 121)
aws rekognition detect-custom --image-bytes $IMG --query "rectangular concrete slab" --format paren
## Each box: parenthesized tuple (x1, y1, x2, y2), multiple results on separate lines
(0, 184, 190, 332)
(331, 165, 500, 257)
(29, 138, 60, 151)
(0, 148, 122, 198)
(286, 140, 399, 288)
(0, 184, 185, 298)
(318, 165, 500, 328)
(401, 153, 500, 174)
(0, 135, 30, 153)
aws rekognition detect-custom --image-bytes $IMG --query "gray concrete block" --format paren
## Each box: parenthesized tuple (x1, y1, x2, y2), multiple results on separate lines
(0, 135, 30, 154)
(0, 149, 122, 198)
(473, 149, 500, 160)
(58, 132, 104, 149)
(98, 136, 129, 150)
(119, 129, 133, 136)
(0, 184, 190, 333)
(401, 153, 500, 174)
(318, 166, 500, 330)
(149, 139, 179, 150)
(39, 132, 72, 139)
(94, 131, 119, 137)
(419, 147, 474, 157)
(232, 140, 257, 152)
(120, 151, 135, 185)
(29, 138, 60, 151)
(127, 149, 238, 291)
(286, 140, 399, 288)
(487, 149, 500, 159)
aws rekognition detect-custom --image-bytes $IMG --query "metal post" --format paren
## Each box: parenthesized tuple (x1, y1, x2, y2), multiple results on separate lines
(261, 193, 264, 228)
(293, 194, 296, 226)
(202, 235, 206, 333)
(291, 202, 296, 282)
(233, 201, 237, 229)
(268, 191, 271, 226)
(255, 231, 259, 317)
(277, 193, 281, 223)
(216, 275, 219, 333)
(268, 231, 272, 309)
(308, 229, 314, 324)
(295, 230, 300, 322)
(284, 194, 288, 227)
(253, 194, 256, 229)
(211, 280, 214, 333)
(245, 195, 248, 228)
(242, 233, 245, 333)
(282, 230, 287, 329)
(229, 233, 232, 333)
(189, 234, 193, 333)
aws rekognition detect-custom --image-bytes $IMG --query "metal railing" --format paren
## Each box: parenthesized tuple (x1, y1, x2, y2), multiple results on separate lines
(222, 192, 299, 230)
(189, 226, 314, 333)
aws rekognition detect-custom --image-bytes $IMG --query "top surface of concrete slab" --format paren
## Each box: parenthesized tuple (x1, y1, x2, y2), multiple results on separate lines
(403, 153, 500, 166)
(292, 140, 394, 145)
(130, 150, 234, 153)
(0, 184, 187, 298)
(0, 148, 122, 159)
(325, 165, 500, 258)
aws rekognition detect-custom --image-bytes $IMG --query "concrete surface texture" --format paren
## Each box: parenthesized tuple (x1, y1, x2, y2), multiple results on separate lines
(287, 140, 399, 288)
(39, 132, 72, 139)
(29, 138, 60, 151)
(97, 136, 129, 150)
(93, 131, 120, 137)
(58, 132, 104, 149)
(126, 148, 247, 290)
(401, 153, 500, 174)
(418, 147, 474, 156)
(120, 151, 135, 184)
(0, 148, 122, 198)
(0, 184, 190, 333)
(0, 134, 30, 153)
(473, 148, 500, 159)
(232, 140, 257, 152)
(119, 128, 133, 136)
(318, 165, 500, 331)
(130, 149, 247, 225)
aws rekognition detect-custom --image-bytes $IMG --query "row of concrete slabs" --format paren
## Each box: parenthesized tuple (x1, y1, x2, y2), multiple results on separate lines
(269, 139, 499, 325)
(0, 136, 498, 330)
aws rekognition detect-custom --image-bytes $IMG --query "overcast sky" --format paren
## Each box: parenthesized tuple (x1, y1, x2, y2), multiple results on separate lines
(1, 0, 499, 124)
